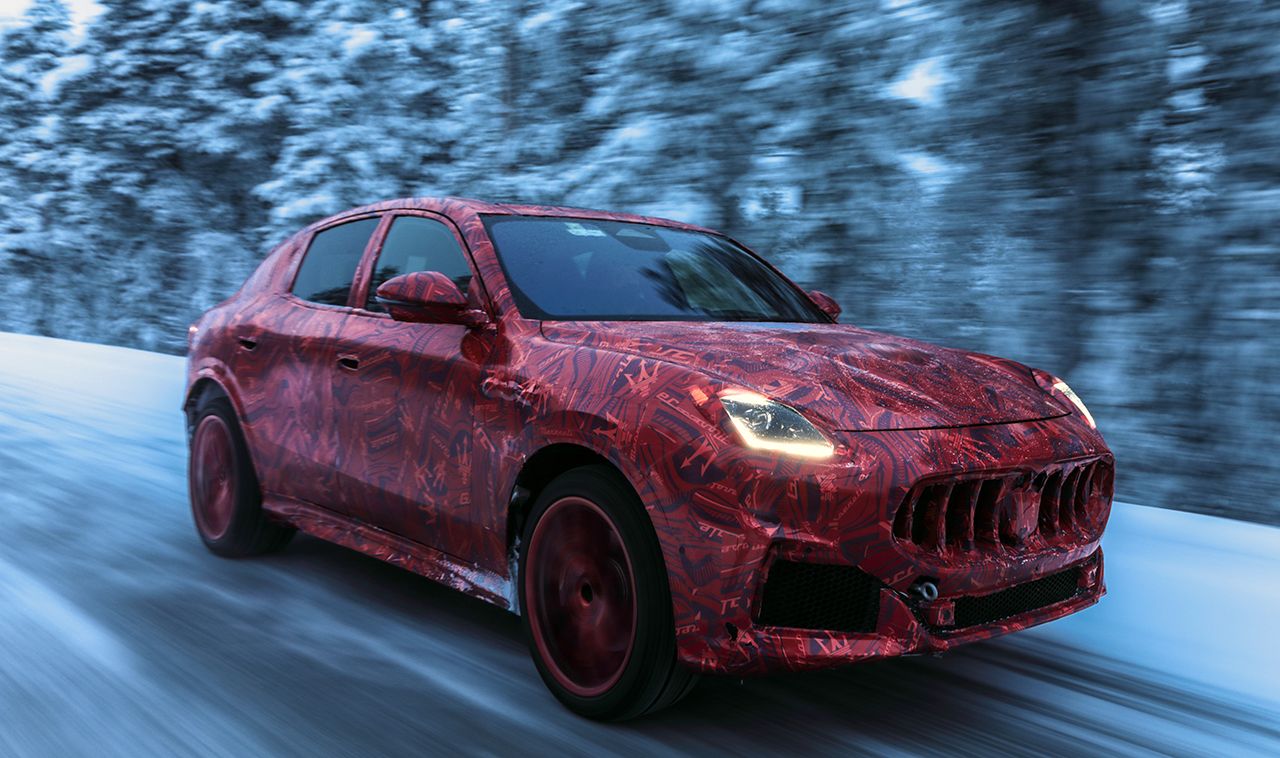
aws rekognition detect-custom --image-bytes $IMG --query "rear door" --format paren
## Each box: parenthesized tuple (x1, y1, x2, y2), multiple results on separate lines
(326, 212, 493, 552)
(242, 215, 382, 508)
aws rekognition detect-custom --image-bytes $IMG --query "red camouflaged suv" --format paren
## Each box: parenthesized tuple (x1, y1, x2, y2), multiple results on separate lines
(185, 196, 1114, 719)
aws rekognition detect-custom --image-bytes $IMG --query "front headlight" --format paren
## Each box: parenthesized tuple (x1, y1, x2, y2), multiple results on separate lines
(719, 391, 834, 459)
(1044, 376, 1095, 430)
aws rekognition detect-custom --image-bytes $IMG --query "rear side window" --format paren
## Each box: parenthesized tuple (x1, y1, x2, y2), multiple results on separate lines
(292, 218, 381, 306)
(364, 216, 473, 311)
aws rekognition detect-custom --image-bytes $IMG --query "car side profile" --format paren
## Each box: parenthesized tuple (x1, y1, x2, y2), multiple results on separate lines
(184, 196, 1114, 719)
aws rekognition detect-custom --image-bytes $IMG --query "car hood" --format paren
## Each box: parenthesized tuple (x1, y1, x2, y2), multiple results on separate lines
(540, 321, 1067, 431)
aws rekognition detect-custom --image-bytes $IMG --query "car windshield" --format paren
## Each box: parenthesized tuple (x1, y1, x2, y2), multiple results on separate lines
(483, 216, 826, 322)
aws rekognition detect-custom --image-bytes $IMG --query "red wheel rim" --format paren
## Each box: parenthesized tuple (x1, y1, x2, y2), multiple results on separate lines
(525, 496, 637, 698)
(190, 415, 236, 541)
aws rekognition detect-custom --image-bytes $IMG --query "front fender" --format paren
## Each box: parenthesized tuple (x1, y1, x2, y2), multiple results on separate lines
(183, 358, 271, 486)
(505, 409, 676, 536)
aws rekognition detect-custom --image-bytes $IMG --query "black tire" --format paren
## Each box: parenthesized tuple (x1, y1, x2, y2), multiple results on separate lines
(188, 391, 294, 557)
(518, 465, 697, 720)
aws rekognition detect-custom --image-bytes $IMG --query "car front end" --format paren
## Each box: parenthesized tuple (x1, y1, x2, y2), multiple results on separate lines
(660, 412, 1112, 675)
(580, 327, 1116, 676)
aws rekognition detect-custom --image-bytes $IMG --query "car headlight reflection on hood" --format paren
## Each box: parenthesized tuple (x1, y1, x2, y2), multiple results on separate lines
(1032, 370, 1097, 430)
(719, 391, 835, 459)
(1051, 380, 1096, 429)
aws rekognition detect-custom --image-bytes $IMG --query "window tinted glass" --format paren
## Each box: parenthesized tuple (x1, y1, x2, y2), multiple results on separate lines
(291, 218, 380, 306)
(365, 216, 473, 311)
(483, 217, 824, 322)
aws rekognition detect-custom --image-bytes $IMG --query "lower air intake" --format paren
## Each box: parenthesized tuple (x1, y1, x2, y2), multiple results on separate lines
(756, 560, 882, 634)
(952, 566, 1082, 628)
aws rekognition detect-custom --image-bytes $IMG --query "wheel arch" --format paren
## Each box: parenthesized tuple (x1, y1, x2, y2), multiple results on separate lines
(183, 375, 231, 433)
(506, 443, 610, 560)
(182, 372, 264, 487)
(504, 440, 669, 592)
(183, 363, 251, 424)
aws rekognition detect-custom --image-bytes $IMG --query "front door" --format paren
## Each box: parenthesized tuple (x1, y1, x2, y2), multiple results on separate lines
(328, 213, 491, 553)
(240, 216, 382, 507)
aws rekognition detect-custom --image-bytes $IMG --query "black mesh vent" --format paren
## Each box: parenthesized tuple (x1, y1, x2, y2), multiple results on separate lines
(952, 567, 1081, 628)
(756, 560, 882, 634)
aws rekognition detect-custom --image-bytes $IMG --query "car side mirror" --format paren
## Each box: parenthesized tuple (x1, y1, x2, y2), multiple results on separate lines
(375, 271, 487, 326)
(808, 289, 841, 321)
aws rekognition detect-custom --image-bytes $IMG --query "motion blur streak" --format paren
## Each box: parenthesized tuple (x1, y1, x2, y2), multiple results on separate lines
(0, 331, 1276, 756)
(1, 1, 1278, 526)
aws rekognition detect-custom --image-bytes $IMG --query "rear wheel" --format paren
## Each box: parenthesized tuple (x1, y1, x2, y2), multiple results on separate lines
(519, 465, 696, 719)
(188, 392, 293, 557)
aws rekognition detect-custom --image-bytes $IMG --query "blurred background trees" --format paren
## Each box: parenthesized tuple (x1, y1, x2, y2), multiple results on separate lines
(0, 0, 1276, 523)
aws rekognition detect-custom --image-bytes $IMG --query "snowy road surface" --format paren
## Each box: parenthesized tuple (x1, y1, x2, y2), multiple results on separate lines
(0, 331, 1276, 756)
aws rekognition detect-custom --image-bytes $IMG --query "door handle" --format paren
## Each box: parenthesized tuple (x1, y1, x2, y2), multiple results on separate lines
(337, 355, 360, 371)
(237, 338, 258, 351)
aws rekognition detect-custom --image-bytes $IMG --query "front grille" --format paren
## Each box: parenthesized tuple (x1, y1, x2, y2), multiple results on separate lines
(756, 560, 882, 634)
(892, 457, 1113, 556)
(952, 566, 1082, 628)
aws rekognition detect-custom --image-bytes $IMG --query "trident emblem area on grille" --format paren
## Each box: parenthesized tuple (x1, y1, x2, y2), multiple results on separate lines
(1003, 484, 1040, 545)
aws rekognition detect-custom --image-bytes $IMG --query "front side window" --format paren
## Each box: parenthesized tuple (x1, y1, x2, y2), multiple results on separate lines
(482, 217, 825, 322)
(363, 216, 474, 311)
(291, 217, 381, 306)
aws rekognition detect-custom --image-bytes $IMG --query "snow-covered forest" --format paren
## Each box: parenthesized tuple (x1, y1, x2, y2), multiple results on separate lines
(0, 0, 1276, 524)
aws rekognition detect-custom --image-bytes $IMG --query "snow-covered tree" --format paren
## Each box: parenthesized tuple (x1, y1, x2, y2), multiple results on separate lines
(0, 0, 71, 336)
(254, 0, 459, 238)
(52, 0, 306, 349)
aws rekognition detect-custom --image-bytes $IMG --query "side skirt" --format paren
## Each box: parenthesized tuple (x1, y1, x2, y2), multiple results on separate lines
(262, 495, 515, 612)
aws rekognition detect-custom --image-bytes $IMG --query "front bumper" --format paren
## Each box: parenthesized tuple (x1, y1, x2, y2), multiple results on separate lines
(649, 416, 1113, 675)
(715, 550, 1104, 674)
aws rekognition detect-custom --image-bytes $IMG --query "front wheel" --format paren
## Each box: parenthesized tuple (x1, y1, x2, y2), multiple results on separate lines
(519, 465, 696, 720)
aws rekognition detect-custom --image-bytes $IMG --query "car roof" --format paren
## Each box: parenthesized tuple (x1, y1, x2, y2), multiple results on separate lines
(311, 196, 717, 235)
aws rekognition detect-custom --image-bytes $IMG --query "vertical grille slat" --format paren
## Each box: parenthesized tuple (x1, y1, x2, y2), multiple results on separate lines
(973, 479, 1003, 546)
(999, 476, 1025, 548)
(945, 481, 977, 552)
(966, 482, 982, 549)
(932, 484, 953, 550)
(1076, 463, 1096, 531)
(1059, 469, 1080, 534)
(893, 458, 1112, 557)
(1039, 471, 1062, 540)
(893, 488, 915, 540)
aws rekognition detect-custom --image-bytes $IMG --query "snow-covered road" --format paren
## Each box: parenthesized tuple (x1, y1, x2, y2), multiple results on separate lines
(0, 331, 1276, 756)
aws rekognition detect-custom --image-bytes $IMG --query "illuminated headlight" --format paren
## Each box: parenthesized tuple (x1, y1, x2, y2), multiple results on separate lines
(719, 392, 834, 459)
(1051, 380, 1096, 429)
